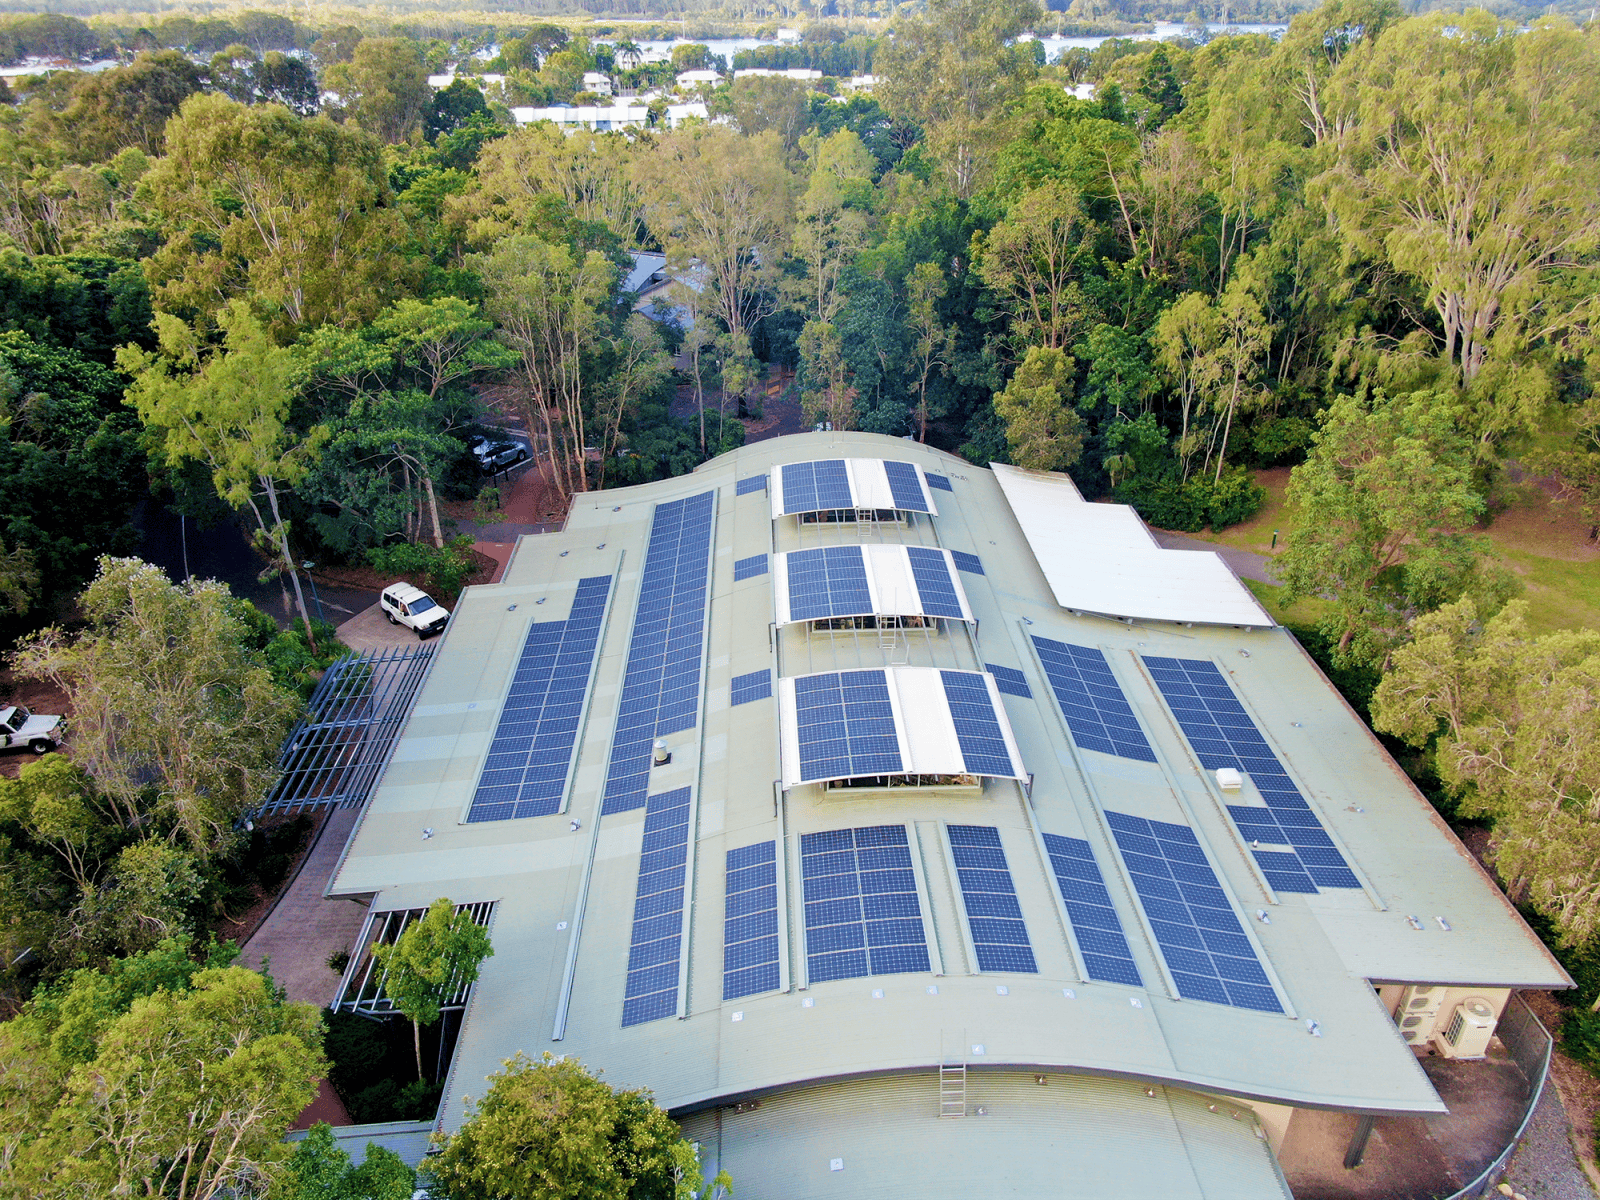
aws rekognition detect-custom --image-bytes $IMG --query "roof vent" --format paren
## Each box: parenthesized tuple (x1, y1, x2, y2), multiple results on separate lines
(1216, 767, 1243, 791)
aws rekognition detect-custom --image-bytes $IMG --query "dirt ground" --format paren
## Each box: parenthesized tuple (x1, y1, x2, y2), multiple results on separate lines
(668, 365, 806, 444)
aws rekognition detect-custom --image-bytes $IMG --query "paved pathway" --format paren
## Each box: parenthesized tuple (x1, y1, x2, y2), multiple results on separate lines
(239, 805, 369, 1009)
(1501, 1084, 1598, 1200)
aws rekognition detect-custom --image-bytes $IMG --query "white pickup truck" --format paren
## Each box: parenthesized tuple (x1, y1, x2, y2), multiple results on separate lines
(0, 705, 61, 754)
(379, 583, 451, 639)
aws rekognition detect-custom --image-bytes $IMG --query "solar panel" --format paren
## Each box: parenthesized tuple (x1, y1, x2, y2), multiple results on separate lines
(601, 493, 716, 816)
(882, 460, 931, 513)
(925, 472, 953, 492)
(1102, 810, 1282, 1013)
(736, 473, 768, 496)
(947, 826, 1036, 973)
(794, 669, 902, 782)
(986, 664, 1033, 699)
(723, 841, 780, 1000)
(781, 460, 853, 515)
(1142, 656, 1361, 892)
(622, 787, 692, 1026)
(950, 550, 984, 575)
(939, 672, 1016, 778)
(730, 669, 772, 706)
(467, 575, 611, 822)
(733, 554, 768, 581)
(1032, 637, 1157, 763)
(904, 547, 965, 619)
(1041, 833, 1144, 986)
(786, 546, 872, 622)
(801, 825, 929, 982)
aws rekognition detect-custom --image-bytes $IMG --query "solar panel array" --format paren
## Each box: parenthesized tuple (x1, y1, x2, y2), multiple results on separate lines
(1032, 637, 1157, 763)
(781, 460, 853, 514)
(947, 825, 1037, 973)
(730, 669, 772, 706)
(950, 550, 985, 575)
(882, 460, 931, 513)
(1142, 656, 1361, 892)
(986, 663, 1033, 699)
(1103, 810, 1282, 1013)
(801, 826, 929, 982)
(1041, 833, 1144, 987)
(925, 472, 953, 492)
(733, 553, 768, 581)
(723, 841, 780, 1000)
(903, 547, 965, 618)
(939, 671, 1016, 777)
(736, 473, 768, 496)
(786, 546, 872, 622)
(601, 493, 715, 816)
(794, 669, 902, 782)
(467, 575, 611, 822)
(622, 787, 692, 1026)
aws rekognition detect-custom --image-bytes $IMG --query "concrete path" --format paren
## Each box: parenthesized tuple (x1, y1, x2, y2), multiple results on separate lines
(335, 604, 428, 655)
(239, 805, 369, 1008)
(1150, 529, 1280, 585)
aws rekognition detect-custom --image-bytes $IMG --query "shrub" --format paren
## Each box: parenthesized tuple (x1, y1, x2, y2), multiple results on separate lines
(366, 535, 479, 599)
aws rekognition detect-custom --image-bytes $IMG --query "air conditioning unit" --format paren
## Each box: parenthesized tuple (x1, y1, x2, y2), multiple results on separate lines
(1395, 985, 1445, 1044)
(1435, 997, 1497, 1059)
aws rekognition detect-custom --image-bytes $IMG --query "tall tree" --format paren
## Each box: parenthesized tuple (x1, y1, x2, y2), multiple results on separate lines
(142, 94, 412, 339)
(372, 898, 492, 1083)
(1373, 598, 1600, 947)
(119, 301, 329, 643)
(974, 180, 1096, 352)
(992, 345, 1084, 472)
(1322, 13, 1600, 385)
(324, 37, 432, 145)
(470, 236, 614, 498)
(12, 558, 299, 853)
(1275, 388, 1501, 665)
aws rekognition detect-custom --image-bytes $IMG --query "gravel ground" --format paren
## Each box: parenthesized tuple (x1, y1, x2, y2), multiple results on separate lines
(1499, 1084, 1598, 1200)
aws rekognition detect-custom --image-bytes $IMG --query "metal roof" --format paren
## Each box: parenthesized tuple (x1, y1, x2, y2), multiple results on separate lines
(990, 462, 1273, 628)
(327, 431, 1568, 1196)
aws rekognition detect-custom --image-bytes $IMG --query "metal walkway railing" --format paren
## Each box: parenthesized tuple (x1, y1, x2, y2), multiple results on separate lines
(255, 646, 433, 817)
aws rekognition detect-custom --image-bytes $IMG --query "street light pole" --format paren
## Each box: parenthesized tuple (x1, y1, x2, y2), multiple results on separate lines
(301, 561, 326, 625)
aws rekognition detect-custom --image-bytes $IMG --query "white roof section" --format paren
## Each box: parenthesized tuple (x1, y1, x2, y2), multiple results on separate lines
(990, 462, 1272, 628)
(773, 544, 973, 627)
(769, 458, 938, 518)
(777, 666, 1026, 787)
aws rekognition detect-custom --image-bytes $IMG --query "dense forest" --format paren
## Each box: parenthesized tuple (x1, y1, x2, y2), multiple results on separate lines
(0, 0, 1598, 1191)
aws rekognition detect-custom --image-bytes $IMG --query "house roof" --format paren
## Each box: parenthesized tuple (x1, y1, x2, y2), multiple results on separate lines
(327, 431, 1568, 1197)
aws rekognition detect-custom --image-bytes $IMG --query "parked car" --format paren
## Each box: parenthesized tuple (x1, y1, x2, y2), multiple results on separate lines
(0, 704, 61, 754)
(476, 439, 529, 473)
(379, 583, 451, 639)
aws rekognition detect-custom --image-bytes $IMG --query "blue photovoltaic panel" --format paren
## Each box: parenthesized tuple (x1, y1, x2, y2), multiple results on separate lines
(622, 787, 692, 1026)
(781, 460, 853, 515)
(794, 669, 902, 783)
(733, 554, 768, 581)
(730, 669, 772, 706)
(940, 671, 1016, 778)
(1103, 810, 1282, 1013)
(601, 493, 715, 816)
(801, 825, 929, 982)
(904, 547, 965, 619)
(950, 550, 985, 575)
(947, 826, 1036, 973)
(736, 473, 767, 496)
(986, 664, 1033, 699)
(467, 575, 611, 822)
(1041, 833, 1143, 986)
(882, 460, 931, 513)
(786, 545, 872, 622)
(724, 841, 780, 1000)
(1143, 655, 1361, 892)
(925, 472, 953, 492)
(1032, 637, 1156, 763)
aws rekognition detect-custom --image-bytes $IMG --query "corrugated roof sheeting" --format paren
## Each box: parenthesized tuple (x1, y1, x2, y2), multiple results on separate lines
(989, 462, 1272, 628)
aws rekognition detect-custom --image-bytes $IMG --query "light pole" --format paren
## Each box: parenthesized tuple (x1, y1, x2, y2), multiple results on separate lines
(301, 561, 326, 625)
